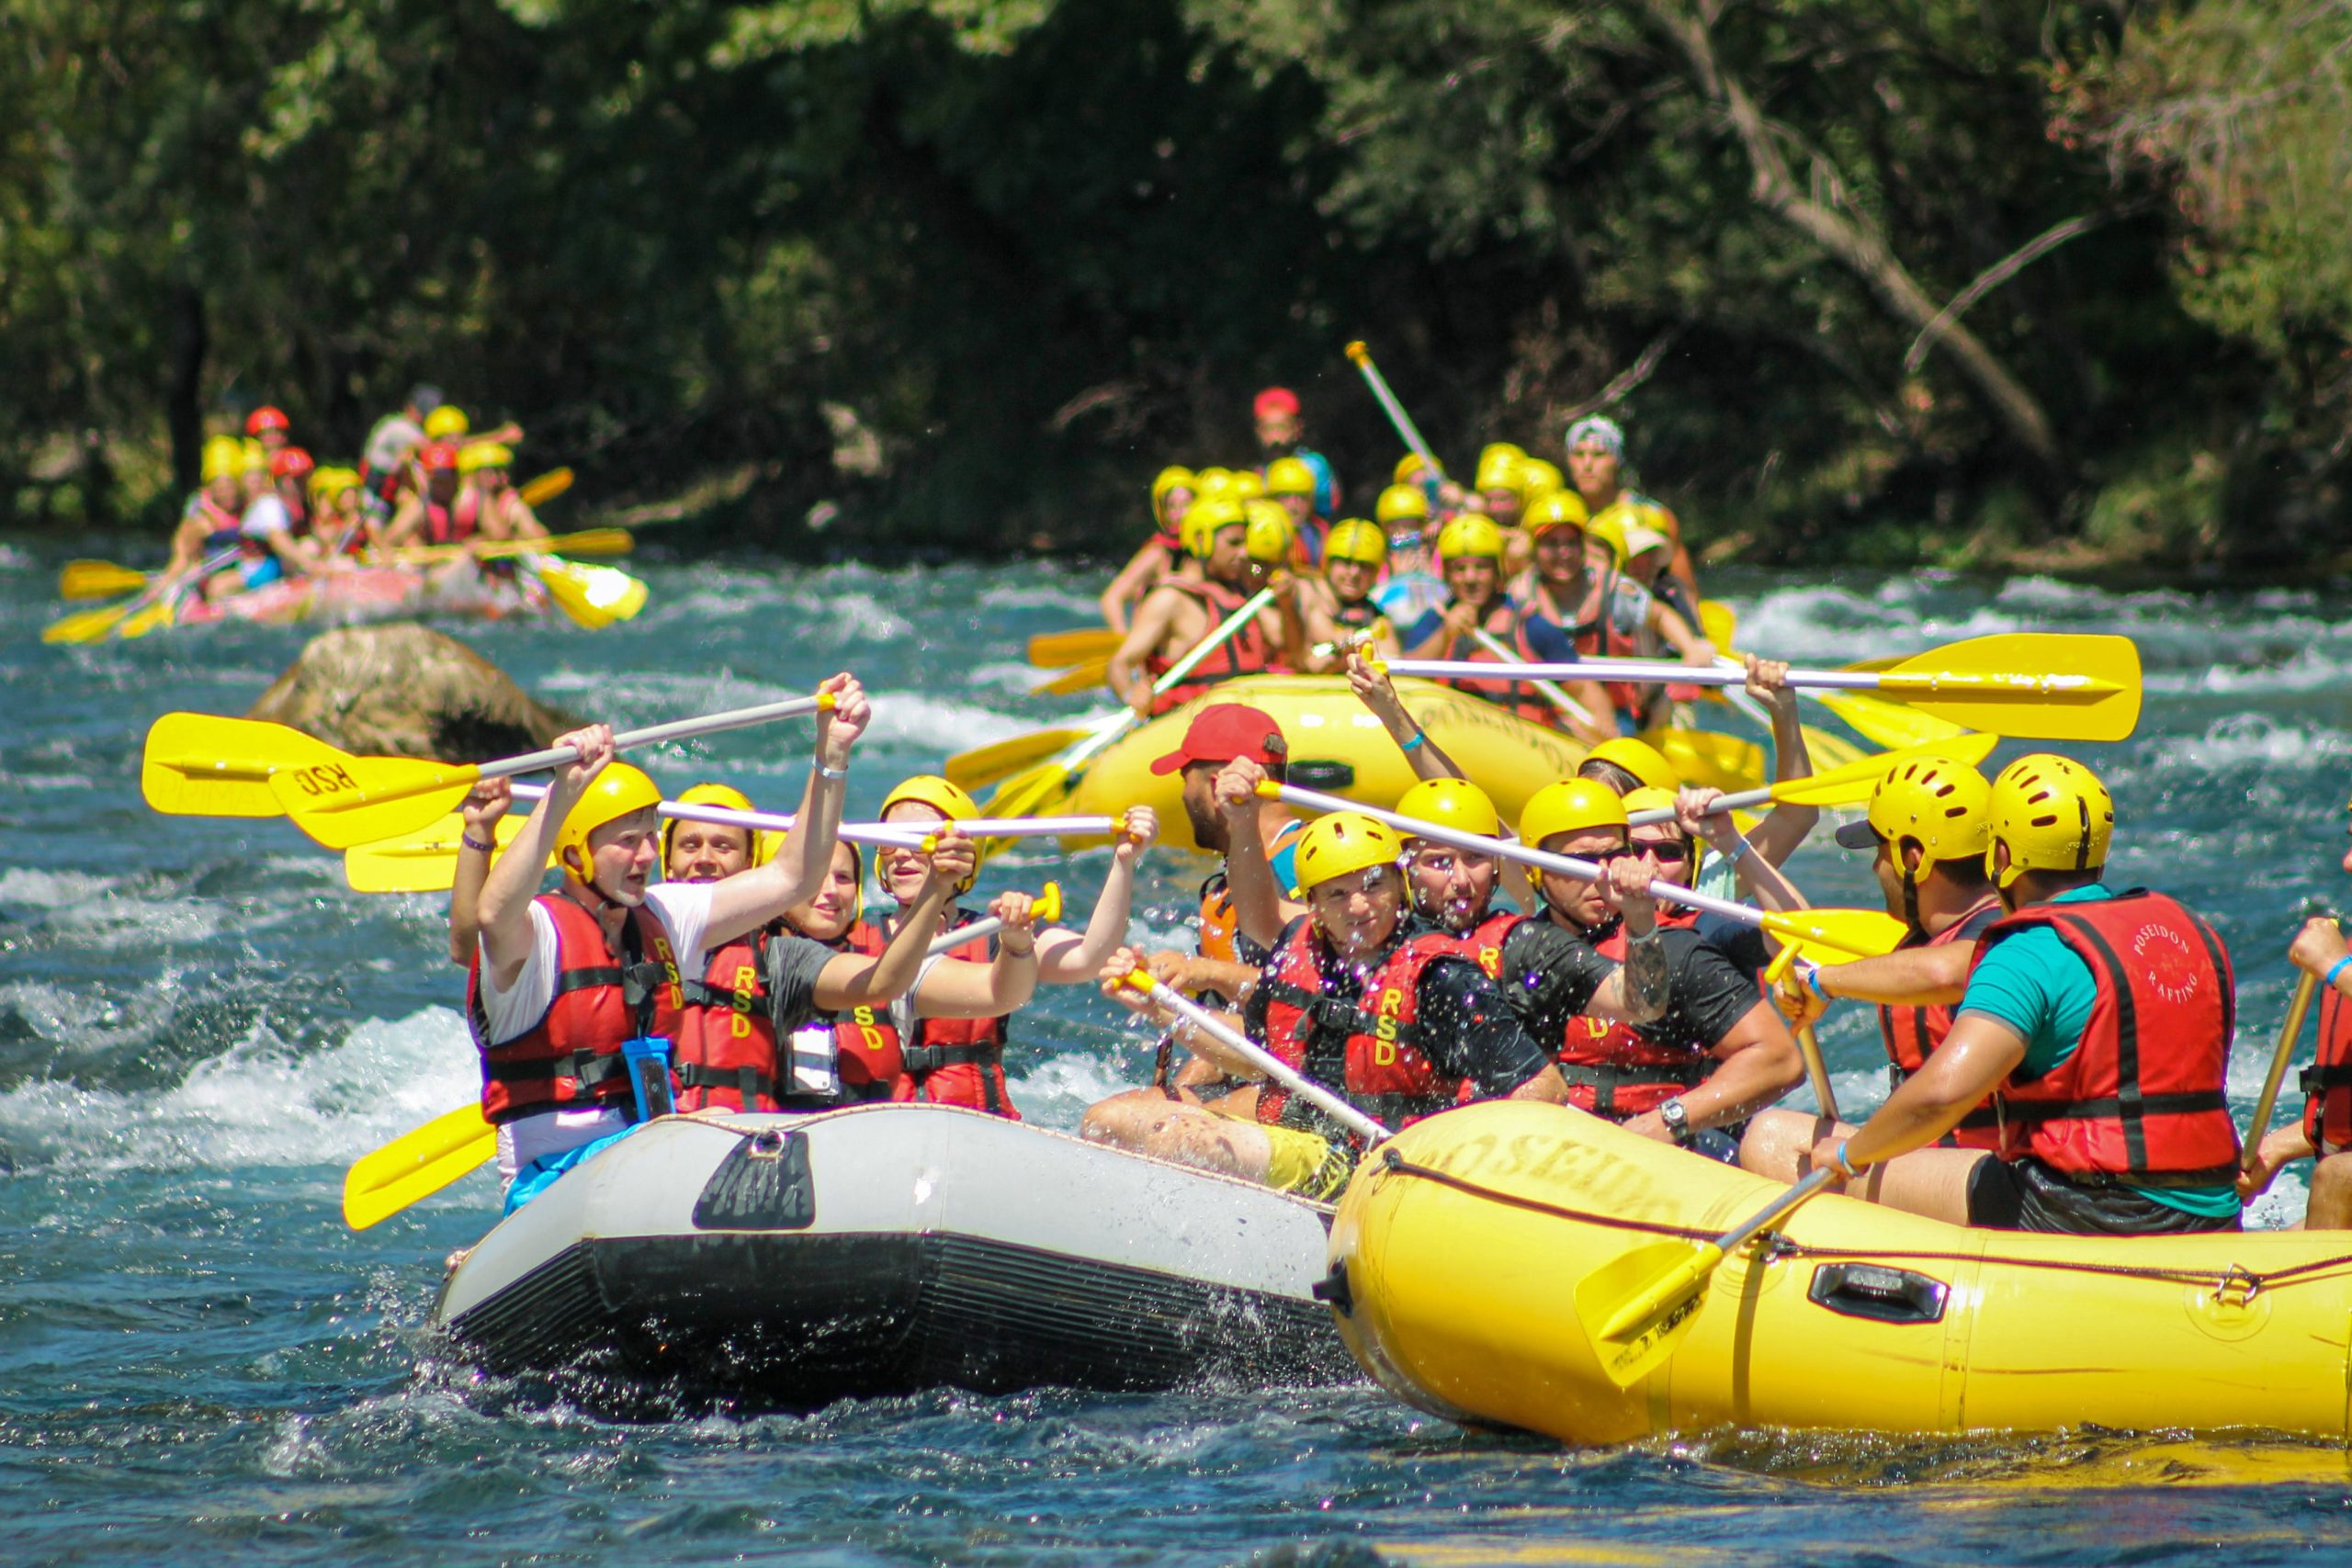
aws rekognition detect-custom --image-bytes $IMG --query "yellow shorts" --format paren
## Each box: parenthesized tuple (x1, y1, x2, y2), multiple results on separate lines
(1230, 1113, 1356, 1200)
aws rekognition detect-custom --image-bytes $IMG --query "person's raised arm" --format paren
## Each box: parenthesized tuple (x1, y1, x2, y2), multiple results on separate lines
(447, 779, 513, 964)
(1036, 807, 1159, 983)
(1268, 571, 1311, 672)
(1577, 852, 1671, 1024)
(812, 834, 969, 1010)
(1099, 540, 1167, 636)
(1683, 785, 1807, 914)
(910, 888, 1042, 1018)
(1213, 759, 1287, 952)
(703, 672, 868, 945)
(1347, 653, 1465, 783)
(1740, 657, 1819, 866)
(1110, 589, 1180, 716)
(478, 726, 612, 989)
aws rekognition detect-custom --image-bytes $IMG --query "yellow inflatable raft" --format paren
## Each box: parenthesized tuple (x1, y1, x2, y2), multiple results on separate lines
(1034, 674, 1591, 854)
(1327, 1100, 2352, 1443)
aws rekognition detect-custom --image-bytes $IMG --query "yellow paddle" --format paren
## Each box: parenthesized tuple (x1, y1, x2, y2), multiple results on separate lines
(60, 559, 152, 600)
(268, 692, 836, 850)
(382, 526, 634, 566)
(1574, 1166, 1842, 1387)
(1267, 782, 1905, 964)
(2243, 947, 2327, 1172)
(344, 809, 538, 893)
(1384, 631, 2143, 742)
(344, 1102, 497, 1230)
(43, 547, 234, 646)
(516, 467, 574, 508)
(140, 713, 357, 817)
(1764, 945, 1840, 1122)
(529, 556, 648, 628)
(1027, 627, 1123, 668)
(946, 725, 1096, 791)
(1619, 733, 2000, 825)
(1343, 340, 1447, 483)
(1032, 657, 1111, 696)
(1702, 601, 1967, 750)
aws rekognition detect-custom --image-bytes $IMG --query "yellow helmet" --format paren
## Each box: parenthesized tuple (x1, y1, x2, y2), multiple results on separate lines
(1295, 811, 1404, 891)
(1842, 759, 1992, 884)
(663, 782, 776, 869)
(1242, 499, 1294, 565)
(1475, 444, 1526, 494)
(1324, 518, 1388, 567)
(1516, 779, 1627, 892)
(200, 435, 244, 483)
(1435, 515, 1504, 563)
(1525, 489, 1590, 537)
(1375, 483, 1430, 524)
(1584, 506, 1631, 569)
(1227, 469, 1266, 501)
(458, 441, 512, 474)
(1394, 452, 1436, 484)
(1395, 778, 1501, 841)
(1582, 737, 1679, 795)
(1181, 493, 1248, 559)
(880, 773, 978, 824)
(240, 438, 269, 474)
(1985, 754, 2112, 889)
(1621, 785, 1679, 819)
(423, 405, 469, 440)
(1193, 466, 1235, 497)
(1151, 466, 1194, 523)
(1521, 457, 1564, 496)
(554, 763, 664, 881)
(1264, 457, 1316, 497)
(309, 466, 359, 501)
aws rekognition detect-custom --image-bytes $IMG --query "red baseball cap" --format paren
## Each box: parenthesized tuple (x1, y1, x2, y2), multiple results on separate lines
(1149, 703, 1289, 774)
(269, 446, 314, 479)
(1253, 387, 1300, 420)
(418, 440, 460, 471)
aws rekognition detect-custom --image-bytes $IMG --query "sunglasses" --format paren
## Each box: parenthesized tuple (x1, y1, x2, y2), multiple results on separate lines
(1596, 841, 1692, 867)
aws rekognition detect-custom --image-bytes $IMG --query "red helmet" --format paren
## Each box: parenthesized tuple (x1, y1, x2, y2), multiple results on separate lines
(1252, 387, 1300, 420)
(269, 446, 314, 479)
(418, 441, 461, 471)
(246, 406, 290, 435)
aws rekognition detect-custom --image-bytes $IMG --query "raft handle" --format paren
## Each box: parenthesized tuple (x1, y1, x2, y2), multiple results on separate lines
(1311, 1258, 1357, 1317)
(1290, 761, 1357, 792)
(1806, 1262, 1948, 1325)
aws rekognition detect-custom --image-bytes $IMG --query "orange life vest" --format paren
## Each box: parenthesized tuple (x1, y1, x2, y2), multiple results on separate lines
(1145, 578, 1274, 714)
(1562, 910, 1711, 1120)
(1428, 597, 1556, 728)
(1976, 890, 2240, 1185)
(1196, 819, 1307, 972)
(468, 894, 684, 1126)
(2301, 981, 2352, 1154)
(1879, 897, 2008, 1152)
(889, 908, 1020, 1119)
(1243, 914, 1465, 1139)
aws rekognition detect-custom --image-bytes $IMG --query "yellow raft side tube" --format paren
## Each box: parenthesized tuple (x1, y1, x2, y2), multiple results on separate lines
(1328, 1100, 2352, 1443)
(1062, 675, 1590, 854)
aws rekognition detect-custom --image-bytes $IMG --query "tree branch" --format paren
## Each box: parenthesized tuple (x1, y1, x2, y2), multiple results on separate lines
(1902, 214, 2103, 375)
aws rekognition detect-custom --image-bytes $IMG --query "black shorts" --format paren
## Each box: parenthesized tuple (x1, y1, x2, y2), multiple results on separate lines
(1964, 1156, 2240, 1235)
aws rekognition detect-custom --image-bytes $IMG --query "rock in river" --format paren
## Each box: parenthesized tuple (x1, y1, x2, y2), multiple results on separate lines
(244, 623, 577, 760)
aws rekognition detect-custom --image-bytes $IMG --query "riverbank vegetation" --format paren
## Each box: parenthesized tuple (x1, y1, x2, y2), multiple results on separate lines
(3, 0, 2346, 570)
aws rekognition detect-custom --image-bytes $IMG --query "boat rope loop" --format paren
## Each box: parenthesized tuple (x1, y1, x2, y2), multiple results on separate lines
(1374, 1150, 2352, 1297)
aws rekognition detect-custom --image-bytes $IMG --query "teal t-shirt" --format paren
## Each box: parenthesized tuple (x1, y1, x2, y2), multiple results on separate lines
(1957, 884, 2238, 1219)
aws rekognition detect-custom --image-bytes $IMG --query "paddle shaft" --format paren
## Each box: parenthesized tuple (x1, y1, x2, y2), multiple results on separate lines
(922, 885, 1061, 957)
(2244, 967, 2322, 1172)
(1467, 625, 1595, 725)
(505, 780, 925, 850)
(1344, 341, 1443, 478)
(1131, 974, 1393, 1147)
(477, 694, 831, 785)
(1074, 586, 1279, 773)
(1595, 1165, 1843, 1346)
(1716, 1166, 1841, 1257)
(926, 817, 1118, 842)
(1386, 658, 2103, 697)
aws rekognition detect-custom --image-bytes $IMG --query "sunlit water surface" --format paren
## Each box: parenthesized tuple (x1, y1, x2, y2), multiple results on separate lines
(6, 543, 2352, 1565)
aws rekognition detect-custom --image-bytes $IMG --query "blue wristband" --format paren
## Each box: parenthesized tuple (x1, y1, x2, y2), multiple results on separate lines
(2327, 955, 2352, 993)
(1835, 1141, 1858, 1179)
(1400, 729, 1425, 752)
(1806, 964, 1829, 1001)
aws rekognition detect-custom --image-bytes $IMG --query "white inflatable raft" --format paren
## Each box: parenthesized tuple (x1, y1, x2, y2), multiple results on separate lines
(430, 1102, 1354, 1411)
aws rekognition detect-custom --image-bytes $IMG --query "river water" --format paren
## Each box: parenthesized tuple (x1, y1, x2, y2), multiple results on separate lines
(6, 545, 2351, 1565)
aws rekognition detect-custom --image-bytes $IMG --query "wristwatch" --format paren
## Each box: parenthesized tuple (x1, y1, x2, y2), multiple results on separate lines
(1659, 1098, 1693, 1147)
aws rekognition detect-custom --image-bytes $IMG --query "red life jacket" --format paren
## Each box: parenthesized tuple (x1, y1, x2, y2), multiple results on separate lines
(828, 919, 908, 1093)
(467, 894, 685, 1126)
(424, 499, 469, 547)
(1566, 567, 1651, 727)
(1975, 890, 2240, 1185)
(1462, 908, 1522, 981)
(1427, 598, 1557, 728)
(1243, 914, 1466, 1138)
(889, 908, 1020, 1119)
(2301, 981, 2352, 1153)
(674, 927, 784, 1112)
(1145, 578, 1274, 714)
(1564, 910, 1712, 1120)
(1152, 528, 1182, 555)
(1880, 896, 2009, 1152)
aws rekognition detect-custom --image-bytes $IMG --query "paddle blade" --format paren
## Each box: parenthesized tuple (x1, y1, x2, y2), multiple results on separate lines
(41, 600, 136, 645)
(1875, 633, 2143, 742)
(268, 755, 483, 849)
(1634, 727, 1767, 795)
(540, 526, 631, 557)
(141, 714, 351, 817)
(118, 596, 179, 640)
(1764, 906, 1908, 961)
(1032, 657, 1110, 695)
(1812, 687, 1972, 749)
(62, 560, 149, 600)
(944, 726, 1092, 791)
(343, 1102, 497, 1230)
(1027, 627, 1122, 668)
(516, 468, 574, 507)
(345, 811, 535, 894)
(535, 557, 646, 627)
(1574, 1239, 1722, 1388)
(1698, 600, 1737, 649)
(1769, 732, 2000, 807)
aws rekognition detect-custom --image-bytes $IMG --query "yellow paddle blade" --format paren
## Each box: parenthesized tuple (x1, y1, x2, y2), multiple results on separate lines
(344, 810, 537, 893)
(343, 1102, 496, 1230)
(268, 753, 486, 850)
(1027, 627, 1122, 668)
(1574, 1237, 1722, 1388)
(1812, 687, 1972, 749)
(1698, 599, 1737, 649)
(534, 557, 646, 628)
(1796, 723, 1871, 773)
(944, 726, 1091, 791)
(516, 467, 574, 508)
(141, 714, 353, 817)
(526, 526, 630, 557)
(1762, 906, 1907, 961)
(1869, 632, 2142, 741)
(1032, 657, 1110, 695)
(61, 559, 150, 600)
(1767, 732, 1999, 807)
(41, 598, 138, 645)
(1635, 728, 1768, 795)
(118, 596, 179, 640)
